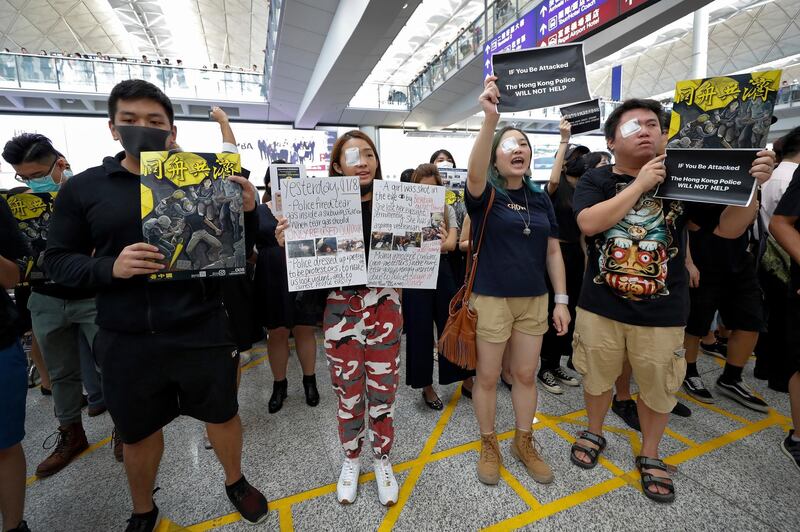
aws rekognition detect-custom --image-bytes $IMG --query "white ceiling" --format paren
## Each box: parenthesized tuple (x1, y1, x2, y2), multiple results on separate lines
(0, 0, 268, 69)
(588, 0, 800, 100)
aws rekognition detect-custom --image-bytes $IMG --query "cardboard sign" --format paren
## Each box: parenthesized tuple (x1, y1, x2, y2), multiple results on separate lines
(492, 43, 591, 113)
(367, 181, 447, 289)
(282, 177, 367, 292)
(560, 98, 601, 135)
(140, 151, 246, 282)
(655, 148, 759, 207)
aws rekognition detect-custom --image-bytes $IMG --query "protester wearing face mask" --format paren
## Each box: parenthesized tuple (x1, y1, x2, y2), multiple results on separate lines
(2, 134, 108, 478)
(44, 80, 268, 531)
(275, 130, 402, 507)
(538, 120, 588, 396)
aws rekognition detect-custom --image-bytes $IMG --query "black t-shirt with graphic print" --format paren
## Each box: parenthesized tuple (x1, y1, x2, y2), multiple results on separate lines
(773, 167, 800, 294)
(573, 165, 689, 327)
(466, 182, 558, 297)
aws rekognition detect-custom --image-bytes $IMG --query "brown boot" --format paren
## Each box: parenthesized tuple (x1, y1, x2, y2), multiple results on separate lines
(477, 432, 503, 485)
(112, 429, 124, 463)
(35, 423, 89, 478)
(511, 429, 554, 484)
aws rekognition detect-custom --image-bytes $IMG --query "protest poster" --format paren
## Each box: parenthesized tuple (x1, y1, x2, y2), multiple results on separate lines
(492, 43, 591, 113)
(560, 98, 601, 135)
(667, 70, 781, 149)
(5, 191, 56, 284)
(270, 163, 306, 214)
(140, 151, 246, 282)
(367, 181, 446, 289)
(655, 148, 759, 207)
(440, 167, 468, 229)
(282, 176, 367, 292)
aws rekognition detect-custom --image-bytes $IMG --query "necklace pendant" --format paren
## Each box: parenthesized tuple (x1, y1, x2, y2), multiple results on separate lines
(523, 227, 531, 236)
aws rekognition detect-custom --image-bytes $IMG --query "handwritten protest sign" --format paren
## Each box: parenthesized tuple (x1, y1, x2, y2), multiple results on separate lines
(367, 181, 446, 289)
(270, 163, 306, 214)
(282, 177, 367, 291)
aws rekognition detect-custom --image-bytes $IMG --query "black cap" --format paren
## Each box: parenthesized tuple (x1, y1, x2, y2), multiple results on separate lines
(565, 144, 590, 160)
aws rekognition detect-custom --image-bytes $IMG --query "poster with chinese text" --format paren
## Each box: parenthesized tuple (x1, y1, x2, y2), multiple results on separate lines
(5, 192, 56, 285)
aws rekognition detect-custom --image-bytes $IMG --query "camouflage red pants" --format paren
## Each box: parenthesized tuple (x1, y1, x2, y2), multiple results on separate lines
(323, 287, 402, 459)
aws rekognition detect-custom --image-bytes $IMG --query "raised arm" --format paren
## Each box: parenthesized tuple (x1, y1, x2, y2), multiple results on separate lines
(547, 118, 571, 196)
(467, 76, 500, 199)
(211, 106, 237, 150)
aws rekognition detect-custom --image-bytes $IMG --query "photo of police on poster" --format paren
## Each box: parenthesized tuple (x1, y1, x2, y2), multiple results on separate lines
(4, 191, 56, 284)
(139, 151, 246, 282)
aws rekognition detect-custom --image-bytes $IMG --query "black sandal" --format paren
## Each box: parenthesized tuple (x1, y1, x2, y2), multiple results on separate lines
(423, 391, 444, 411)
(635, 456, 676, 503)
(570, 430, 607, 469)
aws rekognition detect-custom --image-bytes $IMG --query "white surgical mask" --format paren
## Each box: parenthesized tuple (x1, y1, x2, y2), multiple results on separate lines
(436, 161, 454, 169)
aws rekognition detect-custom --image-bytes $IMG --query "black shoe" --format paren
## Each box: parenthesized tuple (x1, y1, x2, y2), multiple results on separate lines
(40, 386, 52, 396)
(537, 370, 563, 395)
(753, 364, 769, 381)
(88, 404, 107, 417)
(683, 376, 715, 403)
(552, 366, 579, 387)
(611, 395, 640, 431)
(268, 379, 288, 414)
(303, 375, 319, 407)
(8, 521, 30, 532)
(716, 378, 769, 413)
(125, 503, 159, 532)
(700, 340, 727, 360)
(671, 401, 691, 417)
(422, 390, 444, 410)
(781, 430, 800, 474)
(226, 475, 269, 524)
(566, 358, 575, 371)
(80, 394, 89, 408)
(500, 376, 512, 391)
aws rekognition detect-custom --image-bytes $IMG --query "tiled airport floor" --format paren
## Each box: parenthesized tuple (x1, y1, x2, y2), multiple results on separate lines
(20, 339, 800, 531)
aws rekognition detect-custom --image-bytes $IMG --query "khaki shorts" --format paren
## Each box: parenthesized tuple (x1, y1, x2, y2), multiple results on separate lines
(572, 308, 686, 414)
(469, 293, 548, 343)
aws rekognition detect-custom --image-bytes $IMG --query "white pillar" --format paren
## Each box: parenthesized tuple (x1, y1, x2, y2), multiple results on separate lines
(691, 6, 709, 79)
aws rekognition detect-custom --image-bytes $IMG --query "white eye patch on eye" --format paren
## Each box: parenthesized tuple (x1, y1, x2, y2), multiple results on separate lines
(345, 147, 361, 166)
(620, 119, 642, 138)
(501, 137, 520, 153)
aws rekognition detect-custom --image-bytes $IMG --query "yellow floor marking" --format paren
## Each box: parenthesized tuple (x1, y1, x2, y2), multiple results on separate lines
(482, 476, 629, 531)
(26, 435, 112, 486)
(499, 466, 543, 510)
(663, 428, 700, 448)
(537, 414, 626, 478)
(376, 386, 462, 532)
(155, 518, 190, 531)
(278, 507, 294, 531)
(240, 352, 269, 371)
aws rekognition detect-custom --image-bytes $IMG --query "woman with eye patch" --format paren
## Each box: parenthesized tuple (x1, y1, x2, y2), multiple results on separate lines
(274, 130, 401, 508)
(465, 76, 570, 487)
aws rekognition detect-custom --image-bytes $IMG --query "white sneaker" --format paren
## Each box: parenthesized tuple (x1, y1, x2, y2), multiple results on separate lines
(373, 455, 399, 506)
(337, 457, 360, 504)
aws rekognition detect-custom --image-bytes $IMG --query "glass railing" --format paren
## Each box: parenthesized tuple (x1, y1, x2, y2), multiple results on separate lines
(408, 0, 534, 107)
(777, 86, 800, 106)
(349, 83, 411, 110)
(0, 53, 265, 101)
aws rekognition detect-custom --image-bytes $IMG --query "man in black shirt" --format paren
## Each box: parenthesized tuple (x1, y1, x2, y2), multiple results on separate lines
(3, 133, 108, 478)
(769, 168, 800, 472)
(0, 197, 32, 532)
(571, 99, 774, 502)
(44, 80, 267, 531)
(681, 200, 768, 413)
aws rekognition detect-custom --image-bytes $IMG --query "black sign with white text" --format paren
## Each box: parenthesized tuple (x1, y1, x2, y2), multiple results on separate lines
(492, 43, 591, 113)
(655, 148, 759, 207)
(560, 98, 601, 134)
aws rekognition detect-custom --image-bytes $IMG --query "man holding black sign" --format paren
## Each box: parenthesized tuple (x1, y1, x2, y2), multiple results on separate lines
(570, 99, 774, 502)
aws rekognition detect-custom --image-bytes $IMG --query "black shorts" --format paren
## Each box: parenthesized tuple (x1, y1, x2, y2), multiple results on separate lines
(685, 256, 764, 337)
(95, 311, 240, 444)
(788, 294, 800, 375)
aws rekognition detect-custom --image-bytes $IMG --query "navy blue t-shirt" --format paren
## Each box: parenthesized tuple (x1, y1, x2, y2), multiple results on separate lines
(466, 183, 558, 297)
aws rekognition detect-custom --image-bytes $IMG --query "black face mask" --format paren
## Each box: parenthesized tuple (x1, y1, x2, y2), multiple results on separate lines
(116, 125, 171, 158)
(360, 181, 373, 197)
(565, 156, 587, 178)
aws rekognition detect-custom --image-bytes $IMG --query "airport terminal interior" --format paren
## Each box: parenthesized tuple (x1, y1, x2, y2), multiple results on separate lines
(2, 0, 800, 531)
